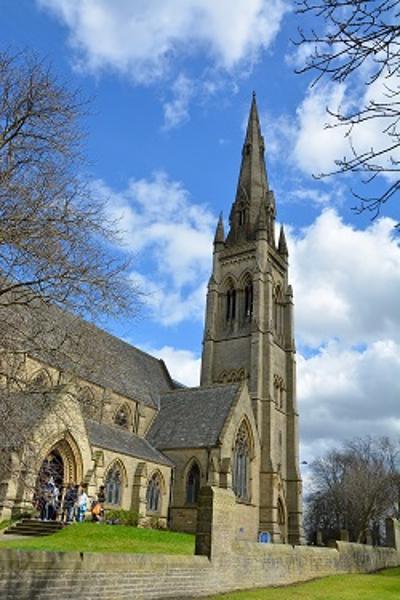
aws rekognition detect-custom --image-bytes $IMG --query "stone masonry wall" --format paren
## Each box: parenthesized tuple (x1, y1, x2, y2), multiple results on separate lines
(1, 487, 400, 600)
(1, 540, 400, 600)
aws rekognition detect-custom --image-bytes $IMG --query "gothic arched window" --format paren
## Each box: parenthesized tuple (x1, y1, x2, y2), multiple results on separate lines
(114, 405, 130, 429)
(186, 462, 201, 504)
(133, 403, 140, 433)
(79, 386, 97, 419)
(273, 284, 284, 335)
(147, 472, 162, 513)
(226, 287, 236, 322)
(105, 463, 122, 505)
(244, 281, 253, 318)
(233, 422, 251, 502)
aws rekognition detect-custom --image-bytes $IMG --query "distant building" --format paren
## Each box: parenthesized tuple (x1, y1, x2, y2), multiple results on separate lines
(0, 95, 303, 544)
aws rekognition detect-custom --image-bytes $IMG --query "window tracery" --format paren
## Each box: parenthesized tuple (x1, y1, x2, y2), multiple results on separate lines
(226, 288, 236, 321)
(233, 421, 251, 502)
(186, 462, 201, 504)
(114, 404, 130, 429)
(78, 386, 97, 418)
(147, 472, 162, 513)
(244, 281, 253, 318)
(273, 284, 284, 337)
(273, 374, 286, 409)
(105, 463, 122, 505)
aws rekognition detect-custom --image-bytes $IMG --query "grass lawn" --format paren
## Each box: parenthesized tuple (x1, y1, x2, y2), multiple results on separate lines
(204, 568, 400, 600)
(0, 522, 195, 555)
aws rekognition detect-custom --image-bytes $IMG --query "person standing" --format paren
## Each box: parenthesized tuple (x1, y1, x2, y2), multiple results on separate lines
(45, 477, 55, 520)
(97, 485, 105, 521)
(76, 484, 88, 522)
(63, 483, 77, 523)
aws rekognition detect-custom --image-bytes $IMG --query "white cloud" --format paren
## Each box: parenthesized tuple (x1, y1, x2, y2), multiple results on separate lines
(38, 0, 288, 82)
(141, 345, 201, 387)
(288, 209, 400, 347)
(287, 210, 400, 464)
(95, 171, 215, 325)
(163, 74, 194, 130)
(261, 111, 297, 163)
(298, 339, 400, 461)
(294, 83, 350, 175)
(287, 187, 341, 207)
(131, 271, 207, 326)
(293, 77, 400, 177)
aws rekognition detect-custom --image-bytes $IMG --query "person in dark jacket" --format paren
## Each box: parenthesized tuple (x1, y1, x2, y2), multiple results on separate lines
(63, 483, 78, 523)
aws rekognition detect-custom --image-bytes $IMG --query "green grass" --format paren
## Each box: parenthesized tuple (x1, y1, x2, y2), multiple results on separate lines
(0, 522, 195, 555)
(0, 519, 14, 531)
(204, 568, 400, 600)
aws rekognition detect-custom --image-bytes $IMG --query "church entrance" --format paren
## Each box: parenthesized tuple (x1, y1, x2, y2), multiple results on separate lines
(37, 450, 65, 489)
(35, 437, 82, 500)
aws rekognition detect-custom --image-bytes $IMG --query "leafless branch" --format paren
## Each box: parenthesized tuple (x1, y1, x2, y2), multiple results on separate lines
(294, 0, 400, 216)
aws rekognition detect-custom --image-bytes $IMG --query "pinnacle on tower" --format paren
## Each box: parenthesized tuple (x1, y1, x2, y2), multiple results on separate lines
(278, 224, 288, 257)
(214, 212, 225, 246)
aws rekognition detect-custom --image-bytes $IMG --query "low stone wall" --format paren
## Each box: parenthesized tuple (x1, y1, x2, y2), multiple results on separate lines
(1, 541, 400, 600)
(1, 487, 400, 600)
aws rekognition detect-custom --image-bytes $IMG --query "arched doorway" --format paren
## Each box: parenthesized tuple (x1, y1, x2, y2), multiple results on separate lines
(37, 449, 64, 489)
(36, 436, 83, 493)
(34, 436, 83, 518)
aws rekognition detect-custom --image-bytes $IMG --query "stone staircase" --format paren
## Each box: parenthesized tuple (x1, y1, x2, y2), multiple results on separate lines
(3, 518, 67, 537)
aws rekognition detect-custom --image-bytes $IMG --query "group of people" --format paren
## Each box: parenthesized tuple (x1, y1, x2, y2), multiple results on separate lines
(35, 479, 106, 523)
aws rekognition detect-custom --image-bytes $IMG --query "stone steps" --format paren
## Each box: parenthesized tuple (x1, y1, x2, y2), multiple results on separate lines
(4, 518, 68, 537)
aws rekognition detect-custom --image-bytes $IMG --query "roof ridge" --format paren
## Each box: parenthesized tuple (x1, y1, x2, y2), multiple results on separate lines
(161, 382, 241, 395)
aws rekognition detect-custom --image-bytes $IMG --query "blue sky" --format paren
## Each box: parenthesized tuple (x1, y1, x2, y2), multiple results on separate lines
(3, 0, 400, 463)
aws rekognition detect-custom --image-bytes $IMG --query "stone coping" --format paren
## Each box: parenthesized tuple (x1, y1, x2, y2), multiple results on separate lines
(0, 548, 209, 572)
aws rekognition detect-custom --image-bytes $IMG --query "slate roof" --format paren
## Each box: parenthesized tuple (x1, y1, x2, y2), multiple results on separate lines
(1, 300, 174, 408)
(86, 419, 173, 467)
(147, 384, 241, 449)
(0, 389, 57, 450)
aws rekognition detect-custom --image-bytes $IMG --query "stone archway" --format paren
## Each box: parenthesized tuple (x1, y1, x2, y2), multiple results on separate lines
(38, 435, 83, 490)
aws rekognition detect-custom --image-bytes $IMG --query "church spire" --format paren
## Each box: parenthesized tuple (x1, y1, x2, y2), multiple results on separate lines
(241, 91, 269, 193)
(227, 92, 274, 245)
(214, 212, 225, 247)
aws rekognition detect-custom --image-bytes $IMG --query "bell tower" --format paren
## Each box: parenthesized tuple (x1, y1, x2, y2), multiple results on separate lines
(201, 93, 303, 544)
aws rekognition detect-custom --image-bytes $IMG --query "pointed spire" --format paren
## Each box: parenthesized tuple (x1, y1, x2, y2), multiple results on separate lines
(240, 92, 269, 193)
(227, 92, 273, 245)
(214, 212, 225, 247)
(278, 225, 288, 257)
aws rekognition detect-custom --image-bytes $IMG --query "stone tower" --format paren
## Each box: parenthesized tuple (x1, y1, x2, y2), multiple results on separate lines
(201, 93, 303, 544)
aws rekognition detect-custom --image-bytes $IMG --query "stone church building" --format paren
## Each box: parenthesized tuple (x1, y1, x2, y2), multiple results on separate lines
(0, 96, 303, 544)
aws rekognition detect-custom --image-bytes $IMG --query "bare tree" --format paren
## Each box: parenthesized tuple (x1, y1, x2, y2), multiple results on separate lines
(305, 437, 400, 545)
(0, 49, 139, 315)
(295, 1, 400, 217)
(0, 49, 141, 504)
